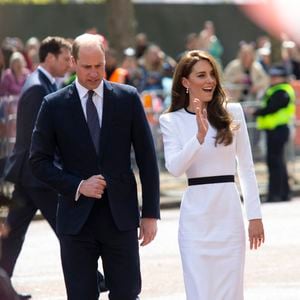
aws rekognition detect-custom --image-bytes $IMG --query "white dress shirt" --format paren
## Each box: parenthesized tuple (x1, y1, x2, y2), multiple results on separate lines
(75, 78, 104, 127)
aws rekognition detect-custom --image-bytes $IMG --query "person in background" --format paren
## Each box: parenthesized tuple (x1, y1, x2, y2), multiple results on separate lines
(202, 20, 224, 66)
(0, 36, 72, 300)
(0, 52, 30, 96)
(138, 44, 175, 92)
(105, 48, 129, 84)
(135, 33, 149, 59)
(0, 48, 5, 81)
(176, 33, 199, 62)
(159, 50, 264, 300)
(24, 37, 40, 71)
(0, 193, 21, 300)
(281, 40, 300, 80)
(121, 47, 143, 89)
(253, 64, 295, 202)
(256, 47, 272, 73)
(224, 42, 269, 103)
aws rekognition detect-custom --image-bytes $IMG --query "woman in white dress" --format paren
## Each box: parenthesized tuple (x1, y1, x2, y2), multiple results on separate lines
(159, 50, 264, 300)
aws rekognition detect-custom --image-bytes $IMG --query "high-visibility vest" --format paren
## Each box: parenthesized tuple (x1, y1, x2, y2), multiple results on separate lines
(108, 68, 128, 84)
(257, 83, 296, 130)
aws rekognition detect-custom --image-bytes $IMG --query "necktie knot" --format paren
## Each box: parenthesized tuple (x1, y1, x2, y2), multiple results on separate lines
(88, 90, 94, 100)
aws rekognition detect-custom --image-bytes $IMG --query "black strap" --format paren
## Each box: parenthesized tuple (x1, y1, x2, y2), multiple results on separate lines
(188, 175, 234, 186)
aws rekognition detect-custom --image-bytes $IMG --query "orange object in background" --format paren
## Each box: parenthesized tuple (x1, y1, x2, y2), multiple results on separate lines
(142, 93, 155, 125)
(291, 80, 300, 146)
(142, 93, 152, 110)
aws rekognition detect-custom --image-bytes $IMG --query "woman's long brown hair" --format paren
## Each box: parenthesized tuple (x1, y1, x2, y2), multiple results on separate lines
(168, 50, 234, 146)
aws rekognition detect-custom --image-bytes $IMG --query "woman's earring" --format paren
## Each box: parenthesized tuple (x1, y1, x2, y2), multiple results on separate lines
(186, 88, 189, 94)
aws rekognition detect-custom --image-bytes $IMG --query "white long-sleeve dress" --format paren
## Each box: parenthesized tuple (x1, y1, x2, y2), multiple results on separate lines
(159, 103, 262, 300)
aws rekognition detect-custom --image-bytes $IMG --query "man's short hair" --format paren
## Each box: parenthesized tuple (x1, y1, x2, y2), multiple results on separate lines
(72, 34, 105, 61)
(39, 36, 71, 63)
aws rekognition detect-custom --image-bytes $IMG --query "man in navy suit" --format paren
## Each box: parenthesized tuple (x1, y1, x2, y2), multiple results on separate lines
(0, 36, 72, 299)
(30, 34, 160, 300)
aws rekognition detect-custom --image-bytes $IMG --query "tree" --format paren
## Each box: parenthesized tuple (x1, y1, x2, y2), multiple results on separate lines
(106, 0, 136, 61)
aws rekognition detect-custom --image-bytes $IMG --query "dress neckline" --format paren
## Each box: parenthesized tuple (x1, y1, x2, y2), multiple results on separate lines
(184, 107, 196, 115)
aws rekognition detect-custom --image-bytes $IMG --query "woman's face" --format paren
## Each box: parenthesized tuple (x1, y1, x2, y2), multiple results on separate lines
(182, 59, 216, 104)
(12, 59, 23, 73)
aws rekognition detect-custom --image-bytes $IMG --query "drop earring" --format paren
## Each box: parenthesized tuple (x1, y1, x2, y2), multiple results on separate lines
(186, 88, 189, 94)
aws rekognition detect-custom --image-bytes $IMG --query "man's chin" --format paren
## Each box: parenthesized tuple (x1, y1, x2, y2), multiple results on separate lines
(87, 81, 101, 89)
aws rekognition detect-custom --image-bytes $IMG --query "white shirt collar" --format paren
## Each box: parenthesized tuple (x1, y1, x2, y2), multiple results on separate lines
(75, 78, 104, 99)
(38, 66, 56, 85)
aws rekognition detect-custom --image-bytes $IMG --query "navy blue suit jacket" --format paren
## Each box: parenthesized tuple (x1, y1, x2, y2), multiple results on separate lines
(4, 68, 57, 187)
(29, 80, 160, 235)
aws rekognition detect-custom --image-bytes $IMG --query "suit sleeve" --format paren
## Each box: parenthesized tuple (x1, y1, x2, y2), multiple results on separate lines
(159, 113, 202, 177)
(29, 99, 82, 196)
(131, 91, 160, 219)
(234, 103, 262, 220)
(16, 85, 46, 150)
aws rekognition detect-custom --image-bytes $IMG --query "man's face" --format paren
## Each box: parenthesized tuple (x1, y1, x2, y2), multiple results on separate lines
(73, 44, 106, 90)
(51, 47, 72, 77)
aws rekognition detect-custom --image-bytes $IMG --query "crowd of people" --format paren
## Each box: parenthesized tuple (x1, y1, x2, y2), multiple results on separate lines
(0, 21, 299, 299)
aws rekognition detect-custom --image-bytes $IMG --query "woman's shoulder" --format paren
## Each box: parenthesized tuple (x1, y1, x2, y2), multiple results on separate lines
(159, 108, 185, 125)
(226, 102, 244, 120)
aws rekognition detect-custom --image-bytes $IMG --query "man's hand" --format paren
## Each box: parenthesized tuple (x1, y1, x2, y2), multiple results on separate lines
(79, 175, 106, 199)
(139, 218, 158, 246)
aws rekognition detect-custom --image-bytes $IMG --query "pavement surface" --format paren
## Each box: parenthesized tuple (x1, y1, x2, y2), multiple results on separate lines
(10, 196, 300, 300)
(3, 157, 300, 299)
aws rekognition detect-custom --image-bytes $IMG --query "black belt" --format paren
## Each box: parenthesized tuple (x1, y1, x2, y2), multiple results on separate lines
(188, 175, 234, 186)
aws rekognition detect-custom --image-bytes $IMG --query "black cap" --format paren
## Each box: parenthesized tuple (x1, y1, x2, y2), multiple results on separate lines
(268, 64, 288, 77)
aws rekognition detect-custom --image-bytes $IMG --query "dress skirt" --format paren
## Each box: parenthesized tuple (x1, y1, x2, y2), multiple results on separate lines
(178, 183, 246, 300)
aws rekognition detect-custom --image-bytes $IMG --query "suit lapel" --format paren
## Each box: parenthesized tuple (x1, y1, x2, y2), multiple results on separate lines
(98, 80, 115, 163)
(38, 69, 56, 93)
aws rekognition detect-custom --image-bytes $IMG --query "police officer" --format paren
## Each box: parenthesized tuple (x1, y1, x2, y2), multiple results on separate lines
(254, 64, 295, 202)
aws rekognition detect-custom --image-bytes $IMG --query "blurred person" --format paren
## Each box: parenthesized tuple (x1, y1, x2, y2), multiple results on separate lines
(281, 40, 300, 80)
(253, 64, 295, 202)
(0, 52, 30, 96)
(159, 50, 264, 300)
(25, 37, 40, 71)
(121, 47, 143, 89)
(1, 37, 31, 73)
(224, 42, 269, 103)
(0, 193, 21, 300)
(256, 35, 271, 50)
(0, 48, 5, 80)
(138, 44, 175, 92)
(105, 48, 129, 84)
(256, 47, 272, 73)
(135, 32, 149, 58)
(203, 20, 224, 65)
(176, 33, 199, 62)
(29, 33, 160, 300)
(0, 36, 72, 300)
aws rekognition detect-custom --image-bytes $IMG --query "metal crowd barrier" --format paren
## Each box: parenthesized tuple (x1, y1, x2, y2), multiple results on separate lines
(0, 95, 19, 195)
(0, 95, 19, 159)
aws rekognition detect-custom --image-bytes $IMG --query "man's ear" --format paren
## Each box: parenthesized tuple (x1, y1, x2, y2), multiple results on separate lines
(44, 52, 55, 64)
(182, 77, 189, 89)
(71, 56, 76, 66)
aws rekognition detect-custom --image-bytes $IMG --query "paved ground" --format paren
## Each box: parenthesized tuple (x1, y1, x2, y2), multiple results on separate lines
(11, 196, 300, 300)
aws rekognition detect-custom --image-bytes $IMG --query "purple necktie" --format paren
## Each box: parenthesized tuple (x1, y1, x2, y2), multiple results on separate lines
(86, 90, 101, 153)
